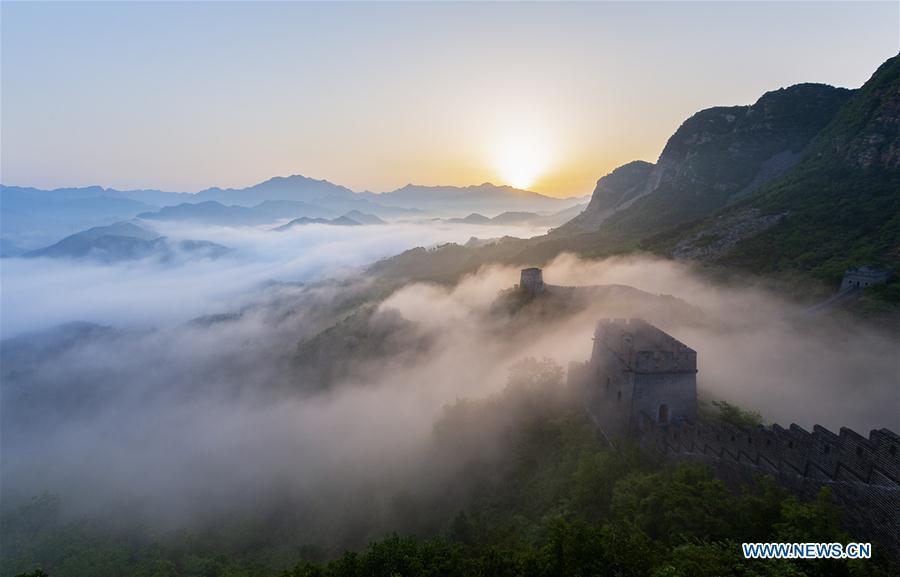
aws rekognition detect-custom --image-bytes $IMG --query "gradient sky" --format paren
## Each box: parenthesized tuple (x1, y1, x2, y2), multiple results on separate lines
(2, 1, 898, 197)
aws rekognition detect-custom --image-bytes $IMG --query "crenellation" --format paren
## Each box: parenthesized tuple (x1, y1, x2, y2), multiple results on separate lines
(635, 417, 899, 488)
(838, 427, 875, 482)
(870, 429, 900, 484)
(811, 424, 842, 477)
(565, 314, 900, 555)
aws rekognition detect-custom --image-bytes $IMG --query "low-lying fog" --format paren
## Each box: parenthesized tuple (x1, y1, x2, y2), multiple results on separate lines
(0, 220, 547, 337)
(1, 224, 898, 544)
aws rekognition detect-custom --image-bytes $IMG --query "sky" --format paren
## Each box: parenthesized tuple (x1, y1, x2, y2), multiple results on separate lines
(1, 1, 898, 198)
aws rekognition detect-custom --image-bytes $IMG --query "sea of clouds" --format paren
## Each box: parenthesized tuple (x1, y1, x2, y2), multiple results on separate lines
(1, 224, 897, 546)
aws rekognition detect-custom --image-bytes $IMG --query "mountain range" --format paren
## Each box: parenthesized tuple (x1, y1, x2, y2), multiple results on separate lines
(1, 177, 584, 249)
(372, 54, 900, 303)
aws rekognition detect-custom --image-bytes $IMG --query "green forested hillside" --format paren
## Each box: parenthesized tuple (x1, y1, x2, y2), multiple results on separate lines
(709, 55, 900, 280)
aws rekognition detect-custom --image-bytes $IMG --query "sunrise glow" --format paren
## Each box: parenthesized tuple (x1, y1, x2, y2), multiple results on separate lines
(495, 132, 551, 191)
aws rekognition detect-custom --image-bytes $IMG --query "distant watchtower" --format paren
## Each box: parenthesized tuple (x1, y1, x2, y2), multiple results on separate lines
(840, 266, 890, 292)
(519, 268, 545, 296)
(568, 319, 697, 435)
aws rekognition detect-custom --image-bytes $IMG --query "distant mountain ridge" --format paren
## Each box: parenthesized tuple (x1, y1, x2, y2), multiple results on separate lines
(342, 210, 387, 225)
(442, 203, 588, 228)
(272, 214, 366, 231)
(2, 177, 581, 248)
(25, 222, 229, 262)
(0, 186, 157, 248)
(194, 174, 357, 206)
(137, 200, 334, 226)
(2, 177, 578, 213)
(361, 182, 583, 214)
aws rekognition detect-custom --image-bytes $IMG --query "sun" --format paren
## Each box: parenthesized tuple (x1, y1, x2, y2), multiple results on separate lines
(494, 133, 550, 190)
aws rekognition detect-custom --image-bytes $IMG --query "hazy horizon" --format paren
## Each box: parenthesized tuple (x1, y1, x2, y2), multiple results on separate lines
(2, 1, 897, 197)
(0, 173, 592, 198)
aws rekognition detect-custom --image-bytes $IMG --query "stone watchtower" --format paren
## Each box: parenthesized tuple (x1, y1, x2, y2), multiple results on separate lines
(840, 266, 891, 292)
(568, 319, 697, 435)
(519, 267, 545, 296)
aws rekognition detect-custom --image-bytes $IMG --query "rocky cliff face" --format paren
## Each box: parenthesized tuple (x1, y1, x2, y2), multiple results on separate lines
(558, 83, 852, 237)
(674, 54, 900, 276)
(562, 161, 654, 232)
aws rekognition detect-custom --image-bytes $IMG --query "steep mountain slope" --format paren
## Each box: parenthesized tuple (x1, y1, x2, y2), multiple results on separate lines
(560, 161, 654, 232)
(558, 83, 853, 239)
(672, 54, 900, 279)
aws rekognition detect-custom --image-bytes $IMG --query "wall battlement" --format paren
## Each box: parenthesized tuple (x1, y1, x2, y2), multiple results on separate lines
(637, 417, 900, 487)
(568, 318, 899, 554)
(637, 416, 900, 553)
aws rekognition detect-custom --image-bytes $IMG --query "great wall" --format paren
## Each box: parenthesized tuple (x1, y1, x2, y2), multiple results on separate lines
(515, 268, 900, 554)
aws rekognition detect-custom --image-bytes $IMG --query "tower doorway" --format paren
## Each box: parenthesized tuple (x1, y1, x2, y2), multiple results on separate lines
(658, 404, 669, 424)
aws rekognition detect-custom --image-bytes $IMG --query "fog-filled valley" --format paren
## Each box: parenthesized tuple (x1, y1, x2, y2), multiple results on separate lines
(3, 226, 898, 553)
(1, 219, 554, 337)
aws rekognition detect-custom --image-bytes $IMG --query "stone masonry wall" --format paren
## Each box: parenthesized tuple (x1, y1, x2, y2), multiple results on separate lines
(636, 416, 900, 555)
